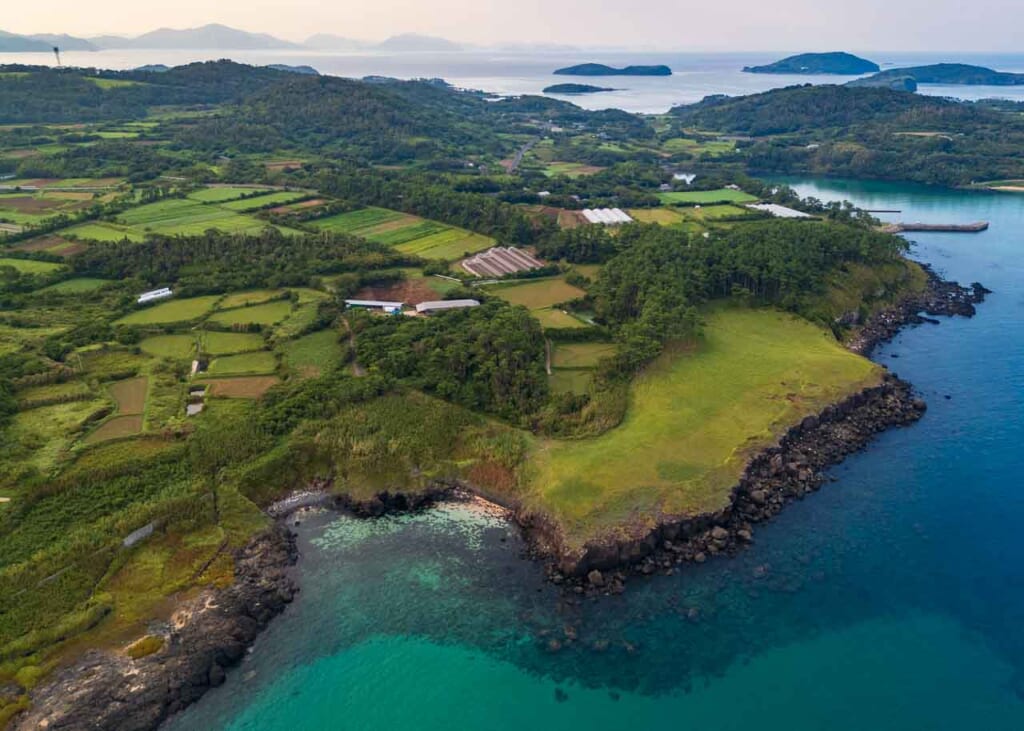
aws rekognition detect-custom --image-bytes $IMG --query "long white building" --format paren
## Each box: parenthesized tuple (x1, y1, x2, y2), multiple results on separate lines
(582, 208, 633, 225)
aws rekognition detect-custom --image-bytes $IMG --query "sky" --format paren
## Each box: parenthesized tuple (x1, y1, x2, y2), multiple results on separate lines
(5, 0, 1023, 51)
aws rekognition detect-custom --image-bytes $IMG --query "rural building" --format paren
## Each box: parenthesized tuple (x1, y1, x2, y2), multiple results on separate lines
(415, 299, 481, 314)
(461, 247, 545, 277)
(344, 299, 405, 314)
(746, 203, 813, 219)
(137, 287, 173, 305)
(582, 208, 633, 225)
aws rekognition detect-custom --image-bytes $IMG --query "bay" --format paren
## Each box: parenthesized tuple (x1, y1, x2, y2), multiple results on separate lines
(4, 49, 1024, 113)
(166, 178, 1024, 730)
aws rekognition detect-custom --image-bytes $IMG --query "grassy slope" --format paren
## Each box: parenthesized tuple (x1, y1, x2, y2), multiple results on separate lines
(526, 307, 882, 550)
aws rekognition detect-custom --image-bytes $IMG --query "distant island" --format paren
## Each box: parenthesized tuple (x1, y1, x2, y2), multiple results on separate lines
(554, 63, 672, 77)
(543, 83, 616, 94)
(859, 63, 1024, 87)
(743, 52, 880, 75)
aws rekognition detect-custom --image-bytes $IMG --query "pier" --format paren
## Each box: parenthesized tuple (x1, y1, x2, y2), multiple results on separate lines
(882, 221, 989, 234)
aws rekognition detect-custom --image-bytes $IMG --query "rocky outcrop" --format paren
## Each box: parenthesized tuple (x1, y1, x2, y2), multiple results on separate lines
(12, 527, 297, 731)
(847, 263, 989, 356)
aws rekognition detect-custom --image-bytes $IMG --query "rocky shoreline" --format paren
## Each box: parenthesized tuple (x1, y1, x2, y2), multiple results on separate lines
(11, 265, 988, 729)
(11, 527, 298, 731)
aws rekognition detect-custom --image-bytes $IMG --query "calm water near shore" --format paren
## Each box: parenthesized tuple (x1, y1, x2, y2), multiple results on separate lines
(165, 178, 1024, 730)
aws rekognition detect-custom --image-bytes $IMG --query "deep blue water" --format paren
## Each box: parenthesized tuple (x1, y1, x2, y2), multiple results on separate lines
(167, 179, 1024, 730)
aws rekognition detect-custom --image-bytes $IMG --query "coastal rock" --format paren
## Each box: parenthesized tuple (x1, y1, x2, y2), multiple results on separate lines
(587, 569, 606, 588)
(12, 527, 298, 731)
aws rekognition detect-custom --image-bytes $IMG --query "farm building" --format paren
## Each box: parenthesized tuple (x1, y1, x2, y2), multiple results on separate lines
(461, 247, 545, 277)
(415, 299, 481, 314)
(745, 203, 814, 219)
(137, 287, 173, 305)
(344, 299, 405, 314)
(582, 208, 633, 225)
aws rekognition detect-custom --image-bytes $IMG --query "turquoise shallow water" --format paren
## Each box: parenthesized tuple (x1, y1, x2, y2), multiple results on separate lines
(167, 180, 1024, 730)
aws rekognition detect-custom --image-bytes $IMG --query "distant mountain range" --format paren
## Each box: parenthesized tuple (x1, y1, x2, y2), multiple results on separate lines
(0, 24, 465, 53)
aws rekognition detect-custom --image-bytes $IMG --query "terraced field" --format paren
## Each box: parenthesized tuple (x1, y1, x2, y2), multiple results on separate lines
(312, 207, 494, 260)
(218, 192, 307, 212)
(187, 187, 271, 203)
(206, 352, 279, 377)
(116, 295, 220, 325)
(0, 258, 64, 274)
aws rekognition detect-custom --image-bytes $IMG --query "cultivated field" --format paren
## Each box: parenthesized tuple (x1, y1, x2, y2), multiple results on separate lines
(312, 207, 494, 260)
(116, 296, 220, 325)
(490, 278, 586, 309)
(528, 307, 882, 549)
(282, 329, 344, 377)
(552, 342, 616, 369)
(201, 376, 280, 398)
(627, 208, 687, 225)
(216, 290, 285, 310)
(206, 352, 278, 377)
(533, 309, 589, 329)
(660, 189, 759, 205)
(202, 331, 266, 355)
(208, 300, 294, 326)
(187, 187, 271, 203)
(218, 191, 307, 212)
(83, 415, 143, 444)
(38, 278, 110, 294)
(139, 334, 195, 359)
(0, 258, 64, 274)
(109, 377, 147, 414)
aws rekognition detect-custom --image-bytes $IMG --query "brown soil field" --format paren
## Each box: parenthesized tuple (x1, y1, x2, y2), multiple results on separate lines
(83, 415, 143, 444)
(265, 160, 304, 171)
(557, 210, 584, 229)
(0, 196, 64, 213)
(15, 235, 86, 257)
(355, 278, 439, 306)
(109, 376, 148, 414)
(202, 376, 280, 398)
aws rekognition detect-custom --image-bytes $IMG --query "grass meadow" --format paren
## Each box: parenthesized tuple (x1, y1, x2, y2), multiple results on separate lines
(528, 307, 881, 549)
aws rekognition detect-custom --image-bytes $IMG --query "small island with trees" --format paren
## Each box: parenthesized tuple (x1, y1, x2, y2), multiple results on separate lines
(543, 83, 616, 95)
(554, 63, 672, 77)
(743, 52, 880, 75)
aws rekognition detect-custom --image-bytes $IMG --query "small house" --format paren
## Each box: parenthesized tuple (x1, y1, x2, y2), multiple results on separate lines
(344, 299, 405, 314)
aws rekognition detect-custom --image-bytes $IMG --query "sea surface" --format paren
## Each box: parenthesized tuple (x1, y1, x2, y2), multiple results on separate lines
(4, 49, 1024, 113)
(165, 179, 1024, 730)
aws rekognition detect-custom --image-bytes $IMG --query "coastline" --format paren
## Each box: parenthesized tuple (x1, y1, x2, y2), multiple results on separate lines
(10, 263, 988, 730)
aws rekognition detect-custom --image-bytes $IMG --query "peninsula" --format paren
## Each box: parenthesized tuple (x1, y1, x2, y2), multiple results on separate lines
(554, 63, 672, 76)
(743, 52, 880, 75)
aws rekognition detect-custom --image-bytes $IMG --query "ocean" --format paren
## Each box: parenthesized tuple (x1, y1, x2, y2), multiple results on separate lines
(4, 49, 1024, 113)
(163, 179, 1024, 730)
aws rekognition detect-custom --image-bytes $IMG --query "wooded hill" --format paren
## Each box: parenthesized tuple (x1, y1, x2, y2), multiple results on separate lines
(672, 85, 1024, 185)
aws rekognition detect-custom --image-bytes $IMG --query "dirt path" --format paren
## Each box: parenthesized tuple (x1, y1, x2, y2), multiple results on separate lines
(545, 338, 553, 375)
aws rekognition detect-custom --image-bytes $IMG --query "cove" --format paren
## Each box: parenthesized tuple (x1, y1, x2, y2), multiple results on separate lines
(166, 178, 1024, 731)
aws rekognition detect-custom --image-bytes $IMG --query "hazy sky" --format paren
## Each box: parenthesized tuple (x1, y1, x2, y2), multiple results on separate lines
(7, 0, 1021, 51)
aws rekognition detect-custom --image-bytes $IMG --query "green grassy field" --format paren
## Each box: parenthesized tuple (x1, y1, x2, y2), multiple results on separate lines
(218, 192, 306, 212)
(282, 329, 344, 377)
(0, 258, 64, 274)
(659, 188, 759, 205)
(201, 331, 267, 355)
(187, 187, 270, 203)
(208, 300, 294, 326)
(64, 221, 145, 242)
(116, 296, 220, 325)
(116, 199, 273, 236)
(533, 309, 589, 329)
(527, 307, 881, 549)
(490, 278, 586, 309)
(139, 334, 196, 359)
(216, 290, 285, 310)
(206, 352, 279, 376)
(37, 278, 110, 294)
(552, 342, 616, 369)
(549, 369, 593, 395)
(628, 208, 687, 225)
